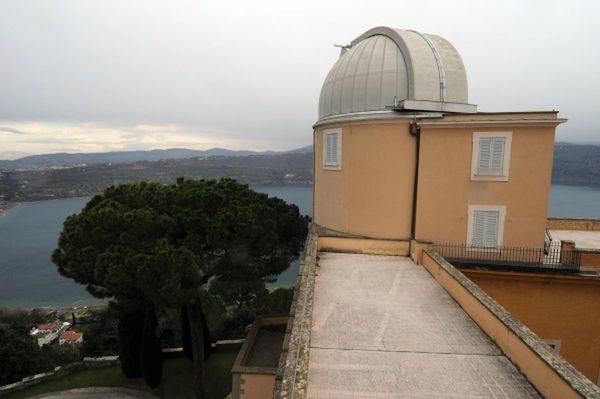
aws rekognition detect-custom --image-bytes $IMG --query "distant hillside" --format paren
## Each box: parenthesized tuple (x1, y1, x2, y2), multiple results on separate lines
(285, 145, 313, 154)
(1, 141, 598, 202)
(0, 152, 313, 202)
(0, 151, 31, 160)
(0, 146, 310, 170)
(553, 142, 600, 186)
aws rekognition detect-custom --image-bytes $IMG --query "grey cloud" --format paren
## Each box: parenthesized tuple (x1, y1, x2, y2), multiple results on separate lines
(0, 127, 30, 135)
(120, 131, 166, 140)
(0, 0, 598, 152)
(18, 137, 85, 144)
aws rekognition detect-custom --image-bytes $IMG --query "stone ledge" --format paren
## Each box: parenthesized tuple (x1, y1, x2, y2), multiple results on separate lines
(0, 362, 85, 395)
(273, 228, 317, 399)
(424, 249, 600, 399)
(0, 342, 242, 396)
(547, 217, 600, 231)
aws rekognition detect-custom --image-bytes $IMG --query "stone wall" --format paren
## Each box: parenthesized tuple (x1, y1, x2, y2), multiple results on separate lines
(0, 362, 85, 396)
(422, 249, 600, 399)
(547, 217, 600, 231)
(0, 341, 243, 396)
(579, 249, 600, 272)
(272, 228, 317, 399)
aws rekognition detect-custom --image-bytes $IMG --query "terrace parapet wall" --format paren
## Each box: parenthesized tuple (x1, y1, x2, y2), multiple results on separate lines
(314, 224, 410, 256)
(272, 227, 317, 399)
(422, 249, 600, 399)
(0, 341, 243, 397)
(548, 217, 600, 231)
(579, 249, 600, 272)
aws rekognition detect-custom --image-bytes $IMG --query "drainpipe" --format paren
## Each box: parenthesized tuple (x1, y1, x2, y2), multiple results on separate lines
(312, 129, 316, 223)
(409, 119, 421, 252)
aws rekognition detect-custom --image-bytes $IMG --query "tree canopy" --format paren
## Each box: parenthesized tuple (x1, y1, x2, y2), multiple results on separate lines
(52, 178, 309, 398)
(53, 178, 308, 307)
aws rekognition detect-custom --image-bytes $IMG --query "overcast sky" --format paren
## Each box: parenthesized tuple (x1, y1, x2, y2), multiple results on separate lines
(0, 0, 598, 157)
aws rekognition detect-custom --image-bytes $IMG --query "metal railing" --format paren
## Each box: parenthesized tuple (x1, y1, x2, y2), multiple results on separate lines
(431, 241, 580, 273)
(544, 229, 553, 255)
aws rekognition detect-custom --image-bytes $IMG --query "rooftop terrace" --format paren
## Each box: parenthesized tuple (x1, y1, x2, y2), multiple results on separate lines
(275, 231, 600, 399)
(550, 230, 600, 250)
(307, 253, 540, 398)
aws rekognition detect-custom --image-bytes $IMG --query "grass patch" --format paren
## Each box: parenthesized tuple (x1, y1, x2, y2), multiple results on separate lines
(7, 351, 237, 399)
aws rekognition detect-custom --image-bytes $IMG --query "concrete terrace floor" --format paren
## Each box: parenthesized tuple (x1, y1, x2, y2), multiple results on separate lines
(550, 229, 600, 250)
(307, 253, 540, 398)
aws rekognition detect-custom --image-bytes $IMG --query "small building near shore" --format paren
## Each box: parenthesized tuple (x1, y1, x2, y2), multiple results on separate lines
(30, 322, 58, 337)
(59, 330, 83, 345)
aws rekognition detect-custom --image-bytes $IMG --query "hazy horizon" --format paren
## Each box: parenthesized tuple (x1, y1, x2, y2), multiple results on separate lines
(0, 144, 314, 160)
(1, 1, 598, 155)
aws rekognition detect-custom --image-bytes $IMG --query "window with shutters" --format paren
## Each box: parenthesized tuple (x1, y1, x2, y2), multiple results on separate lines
(467, 205, 506, 248)
(323, 129, 342, 170)
(471, 132, 512, 181)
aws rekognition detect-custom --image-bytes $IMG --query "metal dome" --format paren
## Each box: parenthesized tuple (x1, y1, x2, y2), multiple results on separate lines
(318, 27, 477, 122)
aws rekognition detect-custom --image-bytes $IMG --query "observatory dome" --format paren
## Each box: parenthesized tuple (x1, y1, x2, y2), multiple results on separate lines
(318, 27, 476, 122)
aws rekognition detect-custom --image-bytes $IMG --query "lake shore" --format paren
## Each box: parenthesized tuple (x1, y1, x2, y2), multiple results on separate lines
(0, 201, 19, 215)
(0, 182, 313, 209)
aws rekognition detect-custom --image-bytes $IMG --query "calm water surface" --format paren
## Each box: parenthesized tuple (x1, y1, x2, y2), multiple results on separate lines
(0, 185, 312, 308)
(549, 184, 600, 218)
(0, 184, 598, 308)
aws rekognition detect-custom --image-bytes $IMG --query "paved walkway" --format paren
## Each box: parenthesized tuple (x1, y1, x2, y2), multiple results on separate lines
(550, 229, 600, 250)
(307, 253, 540, 398)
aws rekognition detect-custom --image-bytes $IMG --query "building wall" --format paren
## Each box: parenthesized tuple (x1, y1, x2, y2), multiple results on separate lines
(314, 121, 416, 239)
(415, 125, 556, 247)
(462, 269, 600, 382)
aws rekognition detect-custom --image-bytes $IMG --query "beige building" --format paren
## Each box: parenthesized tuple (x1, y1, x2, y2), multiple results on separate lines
(279, 26, 600, 399)
(314, 27, 565, 251)
(233, 26, 600, 399)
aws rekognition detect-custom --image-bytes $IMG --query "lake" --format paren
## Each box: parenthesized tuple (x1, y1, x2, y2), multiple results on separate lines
(0, 185, 312, 308)
(0, 183, 598, 308)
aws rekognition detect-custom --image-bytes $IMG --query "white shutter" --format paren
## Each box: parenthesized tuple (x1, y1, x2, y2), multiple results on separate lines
(471, 210, 499, 247)
(477, 137, 492, 174)
(324, 133, 339, 166)
(490, 137, 505, 175)
(483, 211, 499, 247)
(330, 134, 338, 164)
(471, 211, 486, 246)
(477, 136, 505, 176)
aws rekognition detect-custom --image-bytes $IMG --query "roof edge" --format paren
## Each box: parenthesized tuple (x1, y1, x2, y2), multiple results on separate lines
(313, 110, 443, 129)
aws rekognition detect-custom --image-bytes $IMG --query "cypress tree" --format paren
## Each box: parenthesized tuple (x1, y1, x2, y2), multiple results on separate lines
(118, 308, 145, 378)
(200, 304, 210, 361)
(141, 305, 163, 388)
(181, 304, 210, 362)
(181, 306, 193, 362)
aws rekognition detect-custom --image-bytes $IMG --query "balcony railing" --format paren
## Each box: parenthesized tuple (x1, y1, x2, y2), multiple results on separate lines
(430, 242, 580, 273)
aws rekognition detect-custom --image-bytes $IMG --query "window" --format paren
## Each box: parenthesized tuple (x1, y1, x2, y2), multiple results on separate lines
(467, 205, 506, 247)
(471, 132, 512, 181)
(323, 129, 342, 170)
